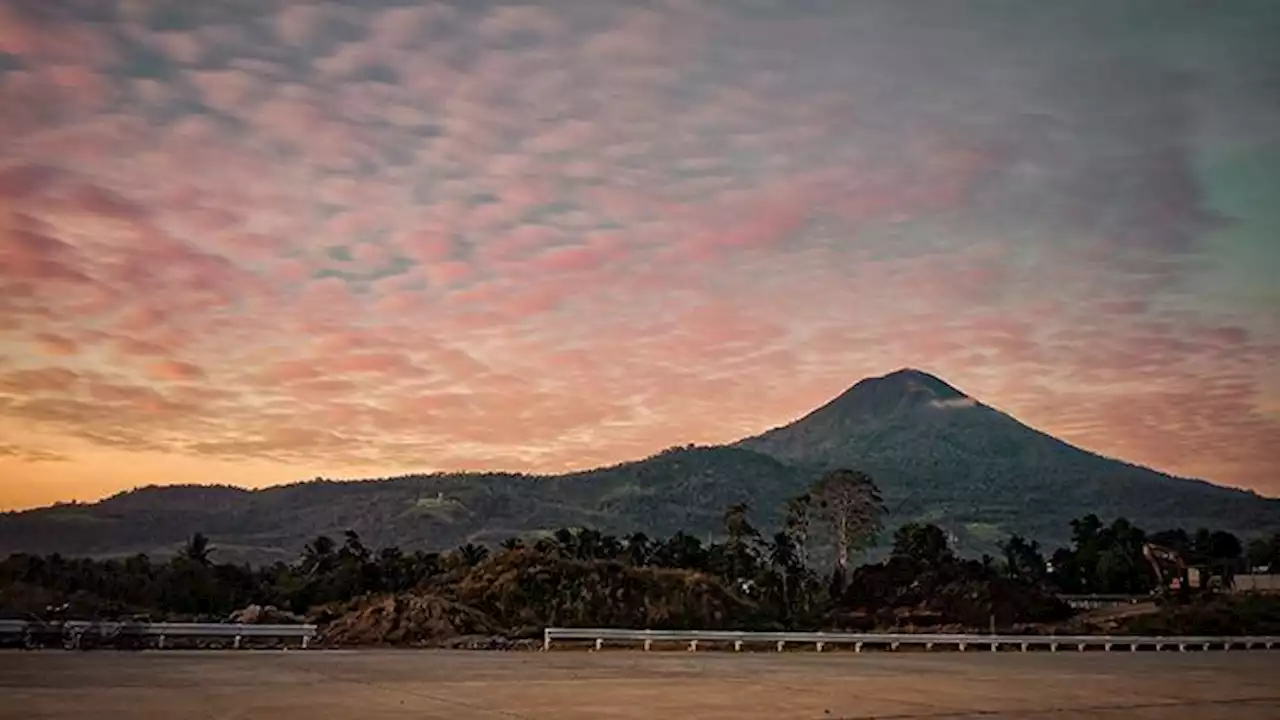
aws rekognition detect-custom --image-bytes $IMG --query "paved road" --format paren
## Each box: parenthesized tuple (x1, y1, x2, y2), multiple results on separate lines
(1, 650, 1277, 719)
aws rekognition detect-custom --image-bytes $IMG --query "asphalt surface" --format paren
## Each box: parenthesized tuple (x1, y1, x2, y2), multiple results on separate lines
(1, 649, 1277, 719)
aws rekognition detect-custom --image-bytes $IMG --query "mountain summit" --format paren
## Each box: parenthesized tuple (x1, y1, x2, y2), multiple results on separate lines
(2, 370, 1277, 562)
(804, 368, 975, 421)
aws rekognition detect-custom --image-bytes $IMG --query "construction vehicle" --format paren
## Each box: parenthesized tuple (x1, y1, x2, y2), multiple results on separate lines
(1142, 542, 1228, 600)
(1142, 542, 1188, 597)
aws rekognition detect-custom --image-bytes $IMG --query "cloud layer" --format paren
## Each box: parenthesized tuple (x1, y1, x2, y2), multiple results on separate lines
(2, 0, 1278, 507)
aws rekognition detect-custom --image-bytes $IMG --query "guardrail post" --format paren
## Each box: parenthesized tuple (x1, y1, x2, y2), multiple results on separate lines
(234, 635, 242, 650)
(777, 640, 785, 652)
(1201, 643, 1209, 651)
(1129, 643, 1137, 652)
(158, 634, 165, 650)
(1178, 643, 1187, 652)
(644, 638, 652, 651)
(688, 640, 698, 652)
(855, 641, 863, 653)
(891, 641, 899, 651)
(594, 638, 603, 652)
(1020, 642, 1028, 653)
(1104, 643, 1111, 652)
(1155, 643, 1163, 652)
(543, 631, 551, 652)
(1049, 642, 1057, 653)
(734, 640, 743, 652)
(302, 634, 310, 650)
(815, 641, 824, 653)
(957, 642, 966, 652)
(989, 642, 998, 652)
(926, 642, 934, 652)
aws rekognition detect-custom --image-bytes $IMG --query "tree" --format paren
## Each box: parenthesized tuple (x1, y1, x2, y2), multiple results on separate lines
(301, 535, 336, 578)
(783, 494, 812, 569)
(623, 532, 651, 566)
(1247, 533, 1280, 571)
(182, 533, 213, 566)
(455, 543, 489, 567)
(810, 469, 885, 580)
(893, 523, 953, 566)
(1000, 534, 1046, 584)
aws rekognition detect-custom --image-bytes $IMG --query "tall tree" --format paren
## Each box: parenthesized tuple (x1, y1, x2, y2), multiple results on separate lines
(810, 469, 885, 580)
(721, 502, 761, 584)
(783, 494, 812, 569)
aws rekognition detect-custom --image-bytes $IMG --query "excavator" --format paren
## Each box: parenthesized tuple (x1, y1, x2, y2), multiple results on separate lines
(1142, 542, 1188, 597)
(1142, 542, 1225, 599)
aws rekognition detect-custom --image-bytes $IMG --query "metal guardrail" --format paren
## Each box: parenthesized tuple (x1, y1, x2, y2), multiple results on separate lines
(543, 628, 1280, 653)
(0, 620, 317, 649)
(1056, 594, 1148, 610)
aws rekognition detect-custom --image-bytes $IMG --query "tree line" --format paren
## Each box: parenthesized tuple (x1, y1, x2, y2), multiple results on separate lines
(2, 469, 1277, 632)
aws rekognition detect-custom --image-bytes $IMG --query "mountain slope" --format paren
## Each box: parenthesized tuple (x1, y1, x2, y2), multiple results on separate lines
(736, 369, 1280, 548)
(0, 446, 809, 564)
(2, 369, 1276, 562)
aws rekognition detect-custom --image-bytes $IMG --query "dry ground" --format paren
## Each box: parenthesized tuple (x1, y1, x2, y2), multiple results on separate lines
(1, 649, 1277, 719)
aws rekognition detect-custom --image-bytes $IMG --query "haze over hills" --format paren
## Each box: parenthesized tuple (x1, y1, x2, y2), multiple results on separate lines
(2, 369, 1277, 564)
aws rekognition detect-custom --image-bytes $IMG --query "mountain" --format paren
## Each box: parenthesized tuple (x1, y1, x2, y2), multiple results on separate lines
(2, 369, 1277, 563)
(737, 369, 1280, 547)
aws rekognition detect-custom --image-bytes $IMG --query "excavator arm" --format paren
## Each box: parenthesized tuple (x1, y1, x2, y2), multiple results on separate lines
(1142, 542, 1187, 595)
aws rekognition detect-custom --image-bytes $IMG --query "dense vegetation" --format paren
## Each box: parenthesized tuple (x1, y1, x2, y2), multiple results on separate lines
(4, 470, 1277, 643)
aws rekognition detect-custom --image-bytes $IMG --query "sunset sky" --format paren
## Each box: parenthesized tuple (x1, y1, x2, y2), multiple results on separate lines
(2, 0, 1278, 510)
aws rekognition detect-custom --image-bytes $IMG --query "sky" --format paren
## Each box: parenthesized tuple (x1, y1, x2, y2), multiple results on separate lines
(1, 0, 1278, 510)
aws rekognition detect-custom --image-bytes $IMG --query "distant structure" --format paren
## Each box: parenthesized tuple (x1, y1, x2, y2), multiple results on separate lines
(1232, 574, 1280, 594)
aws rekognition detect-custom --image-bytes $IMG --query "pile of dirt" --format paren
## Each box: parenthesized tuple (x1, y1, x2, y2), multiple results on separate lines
(453, 549, 758, 633)
(319, 593, 501, 647)
(228, 604, 305, 624)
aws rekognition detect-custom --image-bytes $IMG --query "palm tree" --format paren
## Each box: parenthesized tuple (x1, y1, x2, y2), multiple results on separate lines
(456, 543, 489, 567)
(182, 533, 213, 566)
(624, 532, 651, 566)
(301, 535, 336, 578)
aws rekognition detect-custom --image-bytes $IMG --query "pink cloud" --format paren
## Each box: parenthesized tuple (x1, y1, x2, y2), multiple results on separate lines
(147, 360, 207, 383)
(1, 0, 1276, 507)
(275, 4, 329, 46)
(0, 368, 81, 393)
(33, 333, 78, 356)
(329, 352, 419, 377)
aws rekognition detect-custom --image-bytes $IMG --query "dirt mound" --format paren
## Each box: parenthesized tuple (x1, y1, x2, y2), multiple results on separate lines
(453, 549, 758, 633)
(228, 604, 305, 624)
(319, 593, 500, 647)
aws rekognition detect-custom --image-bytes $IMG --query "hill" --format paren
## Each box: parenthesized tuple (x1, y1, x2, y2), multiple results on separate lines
(2, 369, 1277, 563)
(0, 447, 810, 564)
